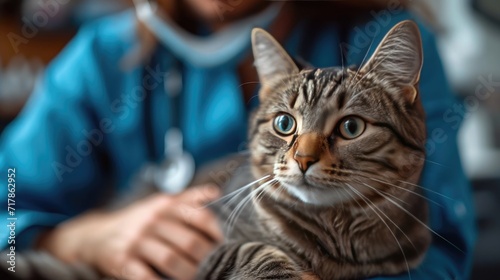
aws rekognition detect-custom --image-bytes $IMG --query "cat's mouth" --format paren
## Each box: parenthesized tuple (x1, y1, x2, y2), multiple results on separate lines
(275, 176, 345, 206)
(278, 181, 344, 205)
(276, 174, 330, 190)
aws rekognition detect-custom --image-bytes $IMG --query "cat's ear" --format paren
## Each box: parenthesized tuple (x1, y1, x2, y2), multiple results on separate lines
(252, 28, 299, 96)
(360, 20, 423, 103)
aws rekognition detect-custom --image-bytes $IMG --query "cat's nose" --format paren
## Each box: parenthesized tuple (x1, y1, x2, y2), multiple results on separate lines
(294, 153, 319, 173)
(293, 132, 322, 173)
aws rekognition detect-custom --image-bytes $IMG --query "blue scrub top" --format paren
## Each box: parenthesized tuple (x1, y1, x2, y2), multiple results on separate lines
(0, 9, 475, 279)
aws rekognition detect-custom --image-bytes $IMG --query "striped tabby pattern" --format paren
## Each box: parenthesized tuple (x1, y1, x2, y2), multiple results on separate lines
(198, 21, 431, 280)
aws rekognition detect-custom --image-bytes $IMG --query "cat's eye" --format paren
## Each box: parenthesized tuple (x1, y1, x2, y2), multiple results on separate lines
(338, 117, 365, 139)
(273, 113, 296, 136)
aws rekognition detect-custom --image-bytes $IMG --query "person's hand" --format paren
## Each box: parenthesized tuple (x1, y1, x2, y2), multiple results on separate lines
(37, 185, 223, 280)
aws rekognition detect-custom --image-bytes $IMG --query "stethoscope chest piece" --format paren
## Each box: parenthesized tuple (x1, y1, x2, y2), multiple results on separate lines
(155, 128, 195, 193)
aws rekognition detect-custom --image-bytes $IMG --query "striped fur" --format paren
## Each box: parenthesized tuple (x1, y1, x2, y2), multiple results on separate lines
(198, 21, 431, 279)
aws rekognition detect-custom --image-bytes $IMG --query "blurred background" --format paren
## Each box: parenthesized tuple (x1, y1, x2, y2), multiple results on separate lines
(0, 0, 499, 278)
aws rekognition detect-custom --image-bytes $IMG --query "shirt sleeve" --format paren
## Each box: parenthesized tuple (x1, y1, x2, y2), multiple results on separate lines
(0, 23, 111, 250)
(368, 18, 476, 280)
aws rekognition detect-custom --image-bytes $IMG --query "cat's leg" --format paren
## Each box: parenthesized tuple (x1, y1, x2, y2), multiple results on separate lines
(198, 241, 310, 280)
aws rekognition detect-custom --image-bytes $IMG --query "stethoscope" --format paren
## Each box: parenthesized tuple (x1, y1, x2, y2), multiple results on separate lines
(141, 60, 195, 194)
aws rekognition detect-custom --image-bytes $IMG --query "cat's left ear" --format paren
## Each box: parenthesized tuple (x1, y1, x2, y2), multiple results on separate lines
(252, 28, 299, 99)
(360, 20, 423, 103)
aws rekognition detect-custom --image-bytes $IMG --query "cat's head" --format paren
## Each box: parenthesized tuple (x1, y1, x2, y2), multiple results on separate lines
(249, 21, 426, 206)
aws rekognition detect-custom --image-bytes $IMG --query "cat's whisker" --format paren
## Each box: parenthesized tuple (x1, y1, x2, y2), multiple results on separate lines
(340, 187, 368, 217)
(220, 175, 273, 209)
(225, 179, 277, 235)
(200, 175, 271, 210)
(353, 180, 412, 207)
(401, 153, 448, 168)
(416, 156, 448, 168)
(424, 159, 447, 167)
(247, 93, 260, 105)
(276, 183, 288, 203)
(363, 177, 444, 208)
(225, 187, 259, 235)
(396, 180, 458, 202)
(218, 186, 254, 208)
(254, 180, 272, 204)
(358, 182, 464, 254)
(239, 81, 261, 88)
(339, 43, 346, 85)
(352, 38, 376, 86)
(261, 72, 301, 97)
(225, 183, 265, 232)
(219, 179, 272, 235)
(198, 187, 248, 212)
(255, 180, 280, 210)
(238, 150, 251, 155)
(333, 183, 352, 211)
(343, 86, 377, 109)
(352, 51, 390, 90)
(345, 183, 413, 280)
(355, 183, 417, 251)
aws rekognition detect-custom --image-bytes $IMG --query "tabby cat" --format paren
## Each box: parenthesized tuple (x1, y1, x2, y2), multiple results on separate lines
(197, 20, 431, 280)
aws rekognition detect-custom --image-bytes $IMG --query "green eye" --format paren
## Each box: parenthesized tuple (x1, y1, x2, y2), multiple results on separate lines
(339, 117, 365, 139)
(273, 113, 296, 136)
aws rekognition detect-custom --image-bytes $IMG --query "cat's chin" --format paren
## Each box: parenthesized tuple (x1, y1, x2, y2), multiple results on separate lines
(280, 181, 346, 206)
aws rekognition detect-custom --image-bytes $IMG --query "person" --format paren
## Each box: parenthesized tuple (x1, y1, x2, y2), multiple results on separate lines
(0, 0, 475, 279)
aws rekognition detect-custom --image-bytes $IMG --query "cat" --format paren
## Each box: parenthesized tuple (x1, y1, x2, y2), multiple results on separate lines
(197, 20, 431, 280)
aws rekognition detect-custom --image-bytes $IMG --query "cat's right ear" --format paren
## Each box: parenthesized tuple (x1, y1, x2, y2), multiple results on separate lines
(359, 20, 423, 103)
(252, 28, 299, 99)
